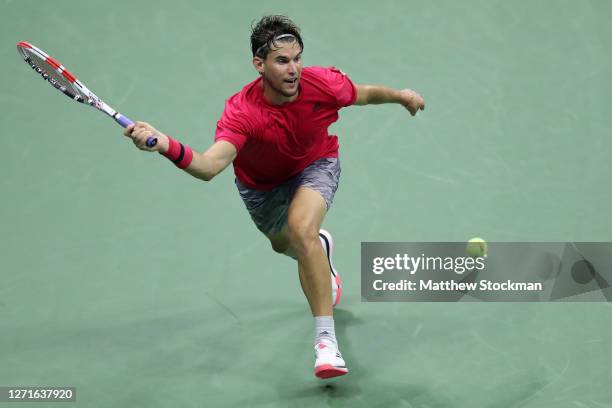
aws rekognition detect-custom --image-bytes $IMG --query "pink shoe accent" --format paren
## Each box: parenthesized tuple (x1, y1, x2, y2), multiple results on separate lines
(333, 272, 342, 307)
(316, 343, 328, 350)
(315, 364, 349, 379)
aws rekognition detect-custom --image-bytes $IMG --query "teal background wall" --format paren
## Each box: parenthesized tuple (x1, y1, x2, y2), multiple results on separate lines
(1, 1, 611, 406)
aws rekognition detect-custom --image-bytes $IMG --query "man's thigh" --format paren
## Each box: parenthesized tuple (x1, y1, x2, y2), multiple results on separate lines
(236, 157, 341, 237)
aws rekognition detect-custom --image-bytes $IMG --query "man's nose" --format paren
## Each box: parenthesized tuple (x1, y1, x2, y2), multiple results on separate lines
(288, 61, 297, 75)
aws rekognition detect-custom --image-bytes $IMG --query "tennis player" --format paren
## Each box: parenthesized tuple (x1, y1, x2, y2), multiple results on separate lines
(124, 15, 424, 379)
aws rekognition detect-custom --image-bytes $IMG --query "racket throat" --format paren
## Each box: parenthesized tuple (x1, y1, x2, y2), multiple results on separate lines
(97, 101, 117, 118)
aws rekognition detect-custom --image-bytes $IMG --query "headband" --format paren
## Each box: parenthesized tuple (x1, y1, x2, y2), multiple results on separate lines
(255, 33, 297, 56)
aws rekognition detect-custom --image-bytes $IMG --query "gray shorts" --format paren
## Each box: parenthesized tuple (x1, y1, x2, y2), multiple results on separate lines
(236, 158, 341, 235)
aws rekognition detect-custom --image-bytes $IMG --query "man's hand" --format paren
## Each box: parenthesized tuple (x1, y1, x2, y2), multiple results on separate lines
(398, 89, 425, 116)
(123, 121, 170, 153)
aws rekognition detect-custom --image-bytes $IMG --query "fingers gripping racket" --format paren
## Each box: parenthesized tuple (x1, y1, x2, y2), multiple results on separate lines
(16, 41, 157, 147)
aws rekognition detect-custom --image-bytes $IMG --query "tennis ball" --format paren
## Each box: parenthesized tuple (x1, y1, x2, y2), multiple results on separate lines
(466, 237, 487, 258)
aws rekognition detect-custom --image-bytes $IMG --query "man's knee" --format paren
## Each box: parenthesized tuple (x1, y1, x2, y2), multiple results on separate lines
(286, 217, 320, 254)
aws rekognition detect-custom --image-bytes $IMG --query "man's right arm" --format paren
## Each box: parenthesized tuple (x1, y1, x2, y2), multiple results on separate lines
(124, 121, 237, 182)
(184, 140, 237, 181)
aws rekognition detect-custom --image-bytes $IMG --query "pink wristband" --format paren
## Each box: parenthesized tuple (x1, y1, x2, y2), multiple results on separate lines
(162, 136, 194, 169)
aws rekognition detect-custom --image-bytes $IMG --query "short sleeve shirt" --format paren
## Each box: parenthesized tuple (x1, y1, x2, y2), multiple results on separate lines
(215, 66, 356, 190)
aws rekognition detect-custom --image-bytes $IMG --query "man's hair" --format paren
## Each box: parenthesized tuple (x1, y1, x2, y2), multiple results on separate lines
(250, 15, 303, 59)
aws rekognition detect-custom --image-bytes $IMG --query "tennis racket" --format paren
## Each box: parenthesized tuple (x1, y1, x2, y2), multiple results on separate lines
(16, 41, 157, 147)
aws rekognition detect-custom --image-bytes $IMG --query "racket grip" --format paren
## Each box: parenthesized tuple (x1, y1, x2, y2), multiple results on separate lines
(115, 114, 158, 147)
(115, 113, 133, 128)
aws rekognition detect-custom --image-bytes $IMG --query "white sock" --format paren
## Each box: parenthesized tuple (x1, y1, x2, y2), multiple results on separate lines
(315, 316, 337, 345)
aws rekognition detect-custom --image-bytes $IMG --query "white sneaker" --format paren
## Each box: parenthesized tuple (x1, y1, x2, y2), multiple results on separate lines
(319, 229, 342, 307)
(314, 338, 349, 379)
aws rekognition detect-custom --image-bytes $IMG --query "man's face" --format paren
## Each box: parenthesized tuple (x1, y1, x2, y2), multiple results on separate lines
(254, 40, 303, 102)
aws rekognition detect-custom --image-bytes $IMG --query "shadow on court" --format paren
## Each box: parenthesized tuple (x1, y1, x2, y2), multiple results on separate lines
(270, 308, 553, 408)
(278, 379, 454, 407)
(271, 308, 454, 407)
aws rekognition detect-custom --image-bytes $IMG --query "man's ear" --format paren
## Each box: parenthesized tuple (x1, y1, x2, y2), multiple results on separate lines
(252, 57, 265, 75)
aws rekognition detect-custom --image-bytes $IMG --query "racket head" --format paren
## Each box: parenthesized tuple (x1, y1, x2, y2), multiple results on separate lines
(16, 41, 155, 146)
(16, 42, 98, 106)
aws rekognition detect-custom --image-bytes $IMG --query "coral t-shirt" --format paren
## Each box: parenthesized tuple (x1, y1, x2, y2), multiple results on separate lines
(215, 66, 356, 190)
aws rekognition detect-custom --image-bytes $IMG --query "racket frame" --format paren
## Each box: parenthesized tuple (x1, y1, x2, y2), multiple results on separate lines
(16, 41, 154, 145)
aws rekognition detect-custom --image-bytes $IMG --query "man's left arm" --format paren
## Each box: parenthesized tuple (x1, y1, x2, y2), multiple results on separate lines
(354, 84, 425, 116)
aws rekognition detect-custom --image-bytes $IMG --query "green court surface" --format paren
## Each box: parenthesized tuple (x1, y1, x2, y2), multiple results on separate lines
(1, 0, 612, 406)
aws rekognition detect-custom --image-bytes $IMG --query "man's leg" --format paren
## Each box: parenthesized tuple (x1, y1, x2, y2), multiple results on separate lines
(267, 220, 342, 310)
(269, 186, 347, 378)
(286, 187, 332, 316)
(265, 187, 331, 315)
(239, 158, 346, 377)
(266, 228, 294, 257)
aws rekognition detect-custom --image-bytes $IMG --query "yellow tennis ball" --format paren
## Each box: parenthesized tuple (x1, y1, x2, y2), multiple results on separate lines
(466, 237, 487, 258)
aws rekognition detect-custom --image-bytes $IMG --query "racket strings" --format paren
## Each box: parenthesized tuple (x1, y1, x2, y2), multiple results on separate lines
(23, 50, 85, 102)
